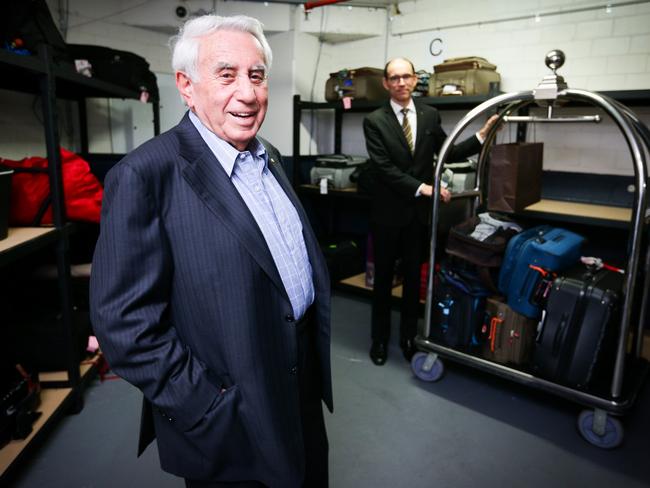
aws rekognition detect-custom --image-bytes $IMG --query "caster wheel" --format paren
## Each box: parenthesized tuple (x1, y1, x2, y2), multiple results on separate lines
(577, 410, 624, 449)
(411, 352, 444, 382)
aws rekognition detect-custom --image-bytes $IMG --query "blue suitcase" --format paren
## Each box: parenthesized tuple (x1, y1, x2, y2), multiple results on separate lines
(498, 226, 585, 318)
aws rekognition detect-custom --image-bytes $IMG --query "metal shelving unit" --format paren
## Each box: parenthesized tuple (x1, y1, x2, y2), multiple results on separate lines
(0, 45, 159, 482)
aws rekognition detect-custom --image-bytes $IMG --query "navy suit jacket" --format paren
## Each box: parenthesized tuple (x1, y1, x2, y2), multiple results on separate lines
(90, 113, 332, 487)
(363, 99, 481, 225)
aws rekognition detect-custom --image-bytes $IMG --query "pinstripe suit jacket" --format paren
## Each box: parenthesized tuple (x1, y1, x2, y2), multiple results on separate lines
(89, 112, 332, 487)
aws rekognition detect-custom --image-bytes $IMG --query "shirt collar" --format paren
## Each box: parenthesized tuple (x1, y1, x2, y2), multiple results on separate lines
(188, 110, 267, 177)
(390, 98, 415, 118)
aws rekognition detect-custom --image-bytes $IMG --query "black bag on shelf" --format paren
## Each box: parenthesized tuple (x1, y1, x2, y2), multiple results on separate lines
(322, 240, 364, 282)
(6, 306, 92, 373)
(0, 364, 41, 448)
(0, 0, 72, 66)
(67, 44, 159, 102)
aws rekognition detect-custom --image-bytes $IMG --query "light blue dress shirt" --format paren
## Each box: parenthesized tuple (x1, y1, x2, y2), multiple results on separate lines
(189, 111, 314, 319)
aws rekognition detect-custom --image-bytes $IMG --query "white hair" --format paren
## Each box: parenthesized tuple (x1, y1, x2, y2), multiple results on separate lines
(170, 14, 273, 81)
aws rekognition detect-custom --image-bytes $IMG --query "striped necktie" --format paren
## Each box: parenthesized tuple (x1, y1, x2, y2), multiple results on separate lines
(401, 107, 414, 153)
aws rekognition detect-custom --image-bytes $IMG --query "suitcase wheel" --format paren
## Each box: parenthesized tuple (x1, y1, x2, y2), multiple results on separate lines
(577, 409, 624, 449)
(411, 352, 445, 382)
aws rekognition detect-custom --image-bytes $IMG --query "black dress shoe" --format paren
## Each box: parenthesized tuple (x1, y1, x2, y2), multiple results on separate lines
(400, 338, 417, 362)
(369, 341, 388, 366)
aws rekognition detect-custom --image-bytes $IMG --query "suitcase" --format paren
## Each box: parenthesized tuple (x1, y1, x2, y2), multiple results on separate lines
(441, 159, 477, 193)
(531, 268, 622, 389)
(481, 298, 537, 365)
(67, 44, 159, 102)
(325, 67, 388, 102)
(498, 226, 585, 319)
(430, 266, 490, 350)
(429, 56, 500, 97)
(311, 154, 367, 189)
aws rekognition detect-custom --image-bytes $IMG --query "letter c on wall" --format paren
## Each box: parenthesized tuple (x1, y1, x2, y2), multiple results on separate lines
(429, 38, 443, 57)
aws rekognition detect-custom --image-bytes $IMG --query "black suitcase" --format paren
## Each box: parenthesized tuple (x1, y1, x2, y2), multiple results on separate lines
(67, 44, 159, 102)
(531, 268, 622, 389)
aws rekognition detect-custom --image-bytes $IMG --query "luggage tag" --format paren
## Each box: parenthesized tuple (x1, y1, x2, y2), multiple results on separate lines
(529, 265, 555, 305)
(319, 177, 329, 195)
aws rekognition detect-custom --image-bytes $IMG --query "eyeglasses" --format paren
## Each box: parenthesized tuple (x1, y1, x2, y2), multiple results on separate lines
(216, 69, 268, 87)
(386, 74, 415, 84)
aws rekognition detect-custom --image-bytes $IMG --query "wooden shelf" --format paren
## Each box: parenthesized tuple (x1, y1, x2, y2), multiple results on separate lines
(0, 388, 71, 475)
(524, 199, 631, 222)
(0, 226, 77, 267)
(0, 356, 101, 477)
(0, 227, 56, 253)
(338, 272, 431, 305)
(519, 199, 639, 228)
(339, 272, 403, 299)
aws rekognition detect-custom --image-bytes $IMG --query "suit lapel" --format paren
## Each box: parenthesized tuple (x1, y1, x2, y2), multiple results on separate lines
(177, 116, 288, 301)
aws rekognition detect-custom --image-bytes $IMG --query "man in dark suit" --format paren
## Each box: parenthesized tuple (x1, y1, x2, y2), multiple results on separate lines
(364, 57, 497, 366)
(90, 15, 331, 488)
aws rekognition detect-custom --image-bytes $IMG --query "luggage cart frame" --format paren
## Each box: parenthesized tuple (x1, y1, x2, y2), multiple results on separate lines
(413, 52, 650, 449)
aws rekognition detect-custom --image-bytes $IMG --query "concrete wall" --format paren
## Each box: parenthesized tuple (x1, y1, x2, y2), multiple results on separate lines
(1, 0, 648, 176)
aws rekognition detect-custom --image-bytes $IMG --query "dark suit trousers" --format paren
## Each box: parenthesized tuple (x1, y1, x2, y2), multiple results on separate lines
(185, 308, 328, 488)
(371, 219, 426, 343)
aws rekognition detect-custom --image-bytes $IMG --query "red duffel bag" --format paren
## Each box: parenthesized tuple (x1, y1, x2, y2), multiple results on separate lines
(0, 148, 103, 225)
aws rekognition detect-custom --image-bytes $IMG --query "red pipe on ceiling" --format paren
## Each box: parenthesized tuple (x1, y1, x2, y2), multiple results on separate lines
(304, 0, 349, 11)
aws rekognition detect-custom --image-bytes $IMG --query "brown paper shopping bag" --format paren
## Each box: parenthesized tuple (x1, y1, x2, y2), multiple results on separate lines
(487, 142, 543, 213)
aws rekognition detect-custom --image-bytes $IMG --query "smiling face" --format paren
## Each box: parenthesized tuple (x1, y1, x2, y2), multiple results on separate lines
(176, 29, 268, 151)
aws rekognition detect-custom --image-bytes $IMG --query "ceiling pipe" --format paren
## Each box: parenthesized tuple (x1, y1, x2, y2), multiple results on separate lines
(304, 0, 349, 11)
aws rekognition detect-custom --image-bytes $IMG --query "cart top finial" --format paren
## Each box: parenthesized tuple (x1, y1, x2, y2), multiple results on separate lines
(545, 49, 565, 73)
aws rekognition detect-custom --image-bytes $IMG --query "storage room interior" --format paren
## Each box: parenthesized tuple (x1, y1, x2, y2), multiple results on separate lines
(1, 1, 650, 487)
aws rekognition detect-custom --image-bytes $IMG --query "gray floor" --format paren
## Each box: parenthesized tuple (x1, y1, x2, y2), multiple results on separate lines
(9, 292, 650, 488)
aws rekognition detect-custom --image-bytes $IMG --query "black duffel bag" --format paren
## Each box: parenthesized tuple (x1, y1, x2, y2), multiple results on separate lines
(67, 44, 159, 102)
(0, 0, 73, 67)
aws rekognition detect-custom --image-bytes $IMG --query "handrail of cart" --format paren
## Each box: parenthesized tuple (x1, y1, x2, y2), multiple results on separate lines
(425, 88, 649, 400)
(565, 90, 648, 399)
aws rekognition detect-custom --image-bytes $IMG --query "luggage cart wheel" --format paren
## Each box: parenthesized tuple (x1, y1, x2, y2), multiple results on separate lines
(411, 352, 444, 382)
(577, 409, 624, 449)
